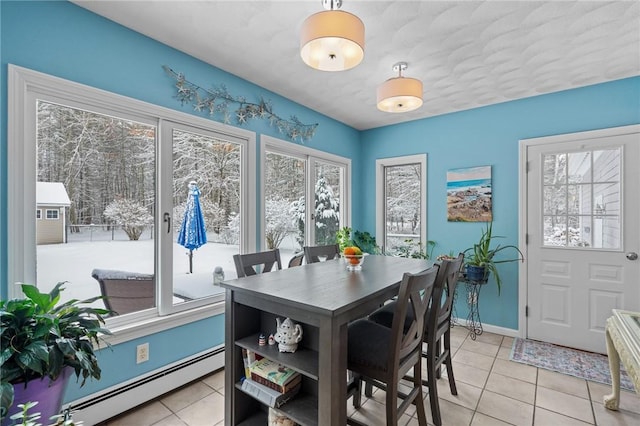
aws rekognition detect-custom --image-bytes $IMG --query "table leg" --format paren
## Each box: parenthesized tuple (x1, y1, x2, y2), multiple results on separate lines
(603, 324, 620, 410)
(318, 318, 347, 425)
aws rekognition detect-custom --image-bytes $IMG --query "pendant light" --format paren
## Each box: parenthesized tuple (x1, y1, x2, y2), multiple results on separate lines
(300, 0, 364, 71)
(377, 62, 423, 113)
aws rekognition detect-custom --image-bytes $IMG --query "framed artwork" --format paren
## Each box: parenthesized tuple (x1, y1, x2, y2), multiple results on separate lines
(447, 165, 492, 222)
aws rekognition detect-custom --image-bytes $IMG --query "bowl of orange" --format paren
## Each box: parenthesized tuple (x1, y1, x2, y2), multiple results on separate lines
(342, 246, 366, 271)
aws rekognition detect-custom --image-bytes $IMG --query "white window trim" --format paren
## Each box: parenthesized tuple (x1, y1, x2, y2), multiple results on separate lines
(375, 154, 428, 254)
(36, 209, 41, 220)
(259, 135, 352, 251)
(45, 209, 59, 220)
(8, 64, 255, 344)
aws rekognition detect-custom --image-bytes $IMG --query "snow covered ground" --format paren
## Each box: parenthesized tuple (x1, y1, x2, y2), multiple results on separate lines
(33, 230, 298, 307)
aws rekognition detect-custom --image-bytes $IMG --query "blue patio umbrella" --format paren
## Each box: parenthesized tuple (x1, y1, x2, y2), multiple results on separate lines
(177, 181, 207, 273)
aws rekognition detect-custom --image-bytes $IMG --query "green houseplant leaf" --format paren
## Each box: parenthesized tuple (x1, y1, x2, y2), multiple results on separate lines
(463, 223, 524, 294)
(336, 227, 380, 254)
(0, 283, 112, 419)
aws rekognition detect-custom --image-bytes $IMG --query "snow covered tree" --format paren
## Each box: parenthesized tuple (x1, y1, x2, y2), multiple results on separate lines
(221, 212, 240, 245)
(104, 199, 153, 240)
(290, 196, 305, 249)
(265, 195, 293, 249)
(314, 176, 340, 245)
(291, 176, 340, 247)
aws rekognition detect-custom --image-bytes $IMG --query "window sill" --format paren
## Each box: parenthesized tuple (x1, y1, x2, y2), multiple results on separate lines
(101, 301, 225, 346)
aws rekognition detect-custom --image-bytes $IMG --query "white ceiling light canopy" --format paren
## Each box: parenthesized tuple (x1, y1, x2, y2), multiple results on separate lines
(300, 0, 365, 72)
(377, 62, 423, 113)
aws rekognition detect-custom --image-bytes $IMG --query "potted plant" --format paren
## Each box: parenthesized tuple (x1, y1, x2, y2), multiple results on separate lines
(395, 239, 436, 259)
(1, 283, 111, 425)
(463, 223, 524, 294)
(335, 227, 379, 254)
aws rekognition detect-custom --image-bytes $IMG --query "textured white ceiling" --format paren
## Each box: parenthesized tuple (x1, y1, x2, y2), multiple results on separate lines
(73, 1, 640, 130)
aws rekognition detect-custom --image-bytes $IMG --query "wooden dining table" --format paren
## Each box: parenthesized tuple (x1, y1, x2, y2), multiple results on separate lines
(221, 254, 433, 426)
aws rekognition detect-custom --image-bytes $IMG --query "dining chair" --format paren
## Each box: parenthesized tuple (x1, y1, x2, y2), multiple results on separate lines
(287, 252, 305, 268)
(346, 267, 438, 426)
(233, 249, 283, 278)
(303, 244, 340, 263)
(91, 268, 155, 315)
(367, 253, 464, 426)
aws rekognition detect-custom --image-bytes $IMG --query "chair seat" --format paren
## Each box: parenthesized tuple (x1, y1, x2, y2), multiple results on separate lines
(369, 300, 414, 331)
(348, 319, 393, 372)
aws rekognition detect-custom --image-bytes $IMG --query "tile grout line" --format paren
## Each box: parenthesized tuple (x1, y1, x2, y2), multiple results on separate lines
(531, 366, 539, 426)
(586, 379, 598, 426)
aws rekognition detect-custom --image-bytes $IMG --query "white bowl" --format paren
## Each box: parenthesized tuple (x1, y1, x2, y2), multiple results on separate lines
(343, 253, 366, 271)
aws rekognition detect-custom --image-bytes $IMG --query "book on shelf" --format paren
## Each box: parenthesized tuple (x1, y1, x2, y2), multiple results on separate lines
(250, 357, 301, 393)
(241, 348, 257, 379)
(251, 371, 302, 393)
(240, 377, 301, 408)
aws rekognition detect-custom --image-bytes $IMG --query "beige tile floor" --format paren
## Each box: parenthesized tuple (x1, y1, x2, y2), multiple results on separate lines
(101, 327, 639, 426)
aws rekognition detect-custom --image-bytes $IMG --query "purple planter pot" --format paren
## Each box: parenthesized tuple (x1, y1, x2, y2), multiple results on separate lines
(2, 369, 72, 426)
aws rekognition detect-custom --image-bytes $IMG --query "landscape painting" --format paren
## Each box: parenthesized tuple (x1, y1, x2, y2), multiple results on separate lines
(447, 165, 492, 222)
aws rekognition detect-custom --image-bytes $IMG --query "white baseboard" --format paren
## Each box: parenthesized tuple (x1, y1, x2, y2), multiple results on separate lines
(453, 317, 519, 338)
(66, 346, 224, 425)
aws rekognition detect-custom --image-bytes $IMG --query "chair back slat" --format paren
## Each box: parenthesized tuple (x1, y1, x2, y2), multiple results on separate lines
(233, 249, 282, 278)
(434, 253, 465, 327)
(288, 252, 305, 268)
(391, 267, 438, 365)
(303, 244, 340, 263)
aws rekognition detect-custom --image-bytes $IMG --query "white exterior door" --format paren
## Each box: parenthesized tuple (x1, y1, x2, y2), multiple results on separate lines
(522, 125, 640, 354)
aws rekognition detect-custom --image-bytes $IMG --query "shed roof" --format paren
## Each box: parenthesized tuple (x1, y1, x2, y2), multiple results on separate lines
(36, 182, 71, 206)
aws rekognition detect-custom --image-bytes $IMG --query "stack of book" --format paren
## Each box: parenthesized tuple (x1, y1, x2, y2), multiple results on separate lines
(240, 351, 301, 408)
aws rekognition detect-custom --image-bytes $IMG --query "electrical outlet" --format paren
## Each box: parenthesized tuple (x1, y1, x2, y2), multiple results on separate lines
(136, 343, 149, 364)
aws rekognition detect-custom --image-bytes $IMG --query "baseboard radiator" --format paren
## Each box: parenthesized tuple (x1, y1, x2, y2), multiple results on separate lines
(66, 346, 225, 425)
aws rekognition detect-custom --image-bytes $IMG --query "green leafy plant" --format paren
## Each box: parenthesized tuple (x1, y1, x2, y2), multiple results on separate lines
(0, 283, 112, 419)
(395, 239, 436, 259)
(8, 402, 41, 426)
(336, 227, 379, 254)
(463, 223, 524, 294)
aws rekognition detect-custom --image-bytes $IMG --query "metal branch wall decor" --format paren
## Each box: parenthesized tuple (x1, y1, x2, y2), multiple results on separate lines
(163, 66, 318, 142)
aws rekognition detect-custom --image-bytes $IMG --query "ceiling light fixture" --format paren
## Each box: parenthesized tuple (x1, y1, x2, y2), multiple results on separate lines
(377, 62, 423, 113)
(300, 0, 364, 72)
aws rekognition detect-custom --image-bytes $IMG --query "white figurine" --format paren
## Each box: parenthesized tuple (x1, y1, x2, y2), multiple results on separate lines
(274, 317, 303, 353)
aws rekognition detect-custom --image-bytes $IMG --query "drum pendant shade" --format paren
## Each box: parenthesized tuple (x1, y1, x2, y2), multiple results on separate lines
(300, 10, 364, 71)
(377, 62, 423, 113)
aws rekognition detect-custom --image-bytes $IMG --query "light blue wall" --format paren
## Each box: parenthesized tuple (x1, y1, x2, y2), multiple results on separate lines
(2, 0, 639, 406)
(361, 77, 640, 329)
(0, 1, 360, 403)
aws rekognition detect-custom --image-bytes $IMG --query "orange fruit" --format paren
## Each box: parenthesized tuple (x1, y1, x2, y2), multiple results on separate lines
(343, 247, 356, 255)
(349, 257, 360, 265)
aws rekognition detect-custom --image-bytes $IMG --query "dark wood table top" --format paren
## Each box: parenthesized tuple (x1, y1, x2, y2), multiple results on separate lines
(220, 255, 434, 317)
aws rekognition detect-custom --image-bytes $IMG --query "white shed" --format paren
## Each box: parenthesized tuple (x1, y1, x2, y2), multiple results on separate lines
(36, 182, 71, 244)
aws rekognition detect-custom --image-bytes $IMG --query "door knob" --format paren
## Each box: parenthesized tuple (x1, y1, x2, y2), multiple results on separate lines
(627, 252, 638, 261)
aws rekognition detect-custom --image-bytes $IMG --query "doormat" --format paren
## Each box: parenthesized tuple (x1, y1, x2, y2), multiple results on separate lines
(510, 338, 634, 391)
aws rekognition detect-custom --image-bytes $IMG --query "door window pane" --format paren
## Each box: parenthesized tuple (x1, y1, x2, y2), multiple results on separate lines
(36, 100, 156, 310)
(542, 148, 621, 249)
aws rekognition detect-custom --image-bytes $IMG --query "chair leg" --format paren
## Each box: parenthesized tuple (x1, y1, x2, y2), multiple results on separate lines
(386, 379, 398, 426)
(364, 381, 374, 397)
(427, 346, 442, 426)
(443, 329, 458, 395)
(413, 361, 428, 426)
(353, 375, 363, 409)
(435, 337, 442, 379)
